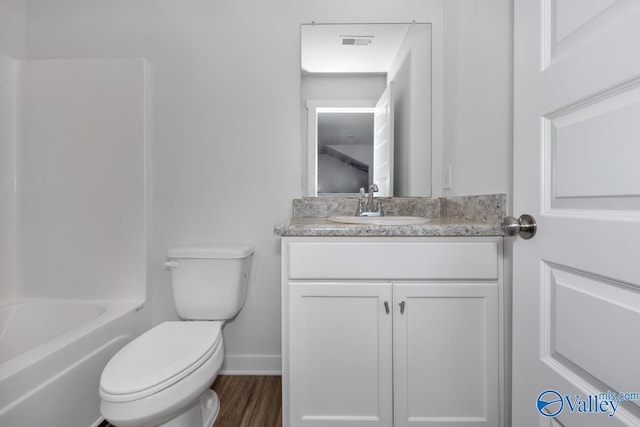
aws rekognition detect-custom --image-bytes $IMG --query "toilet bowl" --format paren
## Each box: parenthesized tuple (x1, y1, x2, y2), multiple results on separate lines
(100, 322, 224, 427)
(99, 244, 254, 427)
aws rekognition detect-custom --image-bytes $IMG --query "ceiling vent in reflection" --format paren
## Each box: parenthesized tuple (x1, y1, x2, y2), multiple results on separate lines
(340, 36, 374, 46)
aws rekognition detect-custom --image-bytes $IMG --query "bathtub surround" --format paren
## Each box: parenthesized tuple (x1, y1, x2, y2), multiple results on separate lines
(18, 58, 149, 300)
(1, 53, 150, 300)
(0, 1, 24, 302)
(0, 52, 17, 301)
(0, 54, 150, 426)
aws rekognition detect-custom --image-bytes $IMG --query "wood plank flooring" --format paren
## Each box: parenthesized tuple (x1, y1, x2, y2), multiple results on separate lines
(103, 375, 282, 427)
(212, 375, 282, 427)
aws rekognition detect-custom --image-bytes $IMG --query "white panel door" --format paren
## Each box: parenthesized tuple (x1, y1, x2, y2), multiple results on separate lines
(513, 1, 640, 426)
(393, 283, 499, 427)
(288, 282, 393, 427)
(373, 82, 394, 196)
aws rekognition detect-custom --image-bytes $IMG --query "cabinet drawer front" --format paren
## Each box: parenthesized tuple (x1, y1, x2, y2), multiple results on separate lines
(288, 241, 499, 280)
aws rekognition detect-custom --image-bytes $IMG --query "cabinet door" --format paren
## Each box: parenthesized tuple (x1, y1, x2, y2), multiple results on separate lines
(289, 282, 393, 427)
(393, 283, 499, 427)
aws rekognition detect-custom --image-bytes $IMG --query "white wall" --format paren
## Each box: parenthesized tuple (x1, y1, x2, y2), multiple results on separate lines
(22, 0, 445, 373)
(16, 59, 148, 301)
(443, 0, 513, 198)
(0, 52, 18, 300)
(302, 75, 387, 101)
(388, 23, 432, 197)
(0, 0, 26, 58)
(0, 0, 24, 300)
(20, 0, 513, 373)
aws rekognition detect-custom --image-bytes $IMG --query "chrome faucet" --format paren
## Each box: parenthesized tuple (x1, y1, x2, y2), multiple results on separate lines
(356, 184, 384, 216)
(367, 184, 378, 212)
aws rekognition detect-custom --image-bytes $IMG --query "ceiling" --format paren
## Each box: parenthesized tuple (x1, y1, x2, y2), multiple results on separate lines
(301, 23, 411, 74)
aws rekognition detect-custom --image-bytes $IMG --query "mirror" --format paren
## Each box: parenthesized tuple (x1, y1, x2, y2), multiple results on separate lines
(301, 23, 432, 197)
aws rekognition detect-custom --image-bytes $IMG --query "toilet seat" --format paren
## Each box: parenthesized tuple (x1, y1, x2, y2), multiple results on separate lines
(100, 321, 222, 403)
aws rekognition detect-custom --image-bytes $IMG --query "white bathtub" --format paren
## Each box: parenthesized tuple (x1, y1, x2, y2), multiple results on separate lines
(0, 299, 145, 426)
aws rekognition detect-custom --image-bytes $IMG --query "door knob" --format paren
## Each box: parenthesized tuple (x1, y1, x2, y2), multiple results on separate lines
(502, 214, 537, 239)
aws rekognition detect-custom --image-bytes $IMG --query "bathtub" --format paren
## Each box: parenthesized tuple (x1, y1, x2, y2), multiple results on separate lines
(0, 298, 145, 426)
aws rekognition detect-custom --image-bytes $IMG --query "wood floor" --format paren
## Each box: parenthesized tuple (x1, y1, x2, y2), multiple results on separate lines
(212, 375, 282, 427)
(103, 375, 282, 427)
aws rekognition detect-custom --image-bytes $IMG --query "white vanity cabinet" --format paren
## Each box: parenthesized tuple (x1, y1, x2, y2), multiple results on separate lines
(289, 281, 394, 426)
(282, 237, 503, 427)
(392, 282, 499, 427)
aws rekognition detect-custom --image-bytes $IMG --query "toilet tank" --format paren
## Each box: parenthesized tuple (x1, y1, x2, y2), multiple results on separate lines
(166, 244, 254, 320)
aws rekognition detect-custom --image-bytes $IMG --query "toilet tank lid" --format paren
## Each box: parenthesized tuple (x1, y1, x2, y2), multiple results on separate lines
(167, 244, 254, 259)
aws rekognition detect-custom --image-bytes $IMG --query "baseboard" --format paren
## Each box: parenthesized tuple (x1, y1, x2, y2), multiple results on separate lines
(220, 354, 282, 375)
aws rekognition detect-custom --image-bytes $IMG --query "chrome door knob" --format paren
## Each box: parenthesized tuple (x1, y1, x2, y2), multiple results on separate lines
(502, 214, 537, 239)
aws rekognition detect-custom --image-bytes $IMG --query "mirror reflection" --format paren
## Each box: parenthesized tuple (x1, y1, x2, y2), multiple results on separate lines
(301, 23, 432, 197)
(317, 111, 373, 194)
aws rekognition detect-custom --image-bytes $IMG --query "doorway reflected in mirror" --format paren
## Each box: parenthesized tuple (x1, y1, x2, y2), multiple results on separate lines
(317, 111, 373, 194)
(302, 22, 432, 197)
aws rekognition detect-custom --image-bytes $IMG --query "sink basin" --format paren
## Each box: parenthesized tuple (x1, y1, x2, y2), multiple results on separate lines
(327, 216, 432, 225)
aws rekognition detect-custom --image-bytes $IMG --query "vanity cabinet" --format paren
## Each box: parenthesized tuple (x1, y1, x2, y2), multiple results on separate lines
(289, 281, 394, 426)
(282, 237, 503, 427)
(392, 282, 499, 427)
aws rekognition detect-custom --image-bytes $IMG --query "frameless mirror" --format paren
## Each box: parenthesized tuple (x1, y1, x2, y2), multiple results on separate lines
(301, 22, 432, 197)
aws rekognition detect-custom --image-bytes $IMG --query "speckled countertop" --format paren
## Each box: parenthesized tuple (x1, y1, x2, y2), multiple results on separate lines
(274, 216, 503, 237)
(274, 194, 506, 237)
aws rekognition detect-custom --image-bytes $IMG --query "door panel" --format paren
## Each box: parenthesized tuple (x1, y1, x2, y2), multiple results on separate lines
(543, 265, 640, 401)
(373, 82, 394, 197)
(288, 282, 393, 426)
(513, 1, 640, 426)
(547, 86, 640, 202)
(393, 283, 499, 427)
(553, 0, 617, 44)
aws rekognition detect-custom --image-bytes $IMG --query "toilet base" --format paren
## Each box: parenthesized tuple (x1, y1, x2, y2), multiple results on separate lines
(160, 390, 220, 427)
(199, 390, 220, 427)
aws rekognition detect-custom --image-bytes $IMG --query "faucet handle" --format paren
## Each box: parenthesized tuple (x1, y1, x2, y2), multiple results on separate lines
(355, 187, 366, 216)
(376, 198, 384, 216)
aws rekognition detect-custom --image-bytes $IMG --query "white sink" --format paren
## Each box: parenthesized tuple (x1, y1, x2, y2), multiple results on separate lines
(327, 215, 432, 226)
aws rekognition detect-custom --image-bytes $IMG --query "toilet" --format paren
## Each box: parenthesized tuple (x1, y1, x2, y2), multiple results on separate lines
(99, 244, 254, 427)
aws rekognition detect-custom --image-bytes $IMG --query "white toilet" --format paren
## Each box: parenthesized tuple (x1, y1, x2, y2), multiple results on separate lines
(99, 244, 254, 427)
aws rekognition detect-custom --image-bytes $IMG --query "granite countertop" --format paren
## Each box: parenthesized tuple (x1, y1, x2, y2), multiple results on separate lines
(274, 216, 503, 237)
(274, 194, 506, 237)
